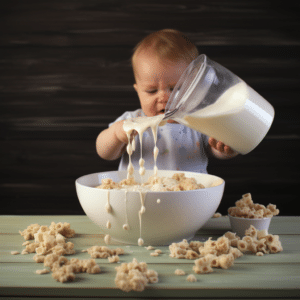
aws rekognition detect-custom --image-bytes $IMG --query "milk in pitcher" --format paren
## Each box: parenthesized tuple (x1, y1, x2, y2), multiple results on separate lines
(183, 82, 274, 154)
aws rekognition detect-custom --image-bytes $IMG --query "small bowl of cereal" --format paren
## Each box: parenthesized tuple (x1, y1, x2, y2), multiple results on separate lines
(76, 170, 225, 246)
(228, 193, 279, 238)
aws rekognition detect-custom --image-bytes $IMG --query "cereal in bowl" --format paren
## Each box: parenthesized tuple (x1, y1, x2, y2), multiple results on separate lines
(95, 172, 205, 192)
(228, 193, 279, 219)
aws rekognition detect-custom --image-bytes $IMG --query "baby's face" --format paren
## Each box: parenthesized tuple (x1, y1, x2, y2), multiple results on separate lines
(133, 53, 189, 118)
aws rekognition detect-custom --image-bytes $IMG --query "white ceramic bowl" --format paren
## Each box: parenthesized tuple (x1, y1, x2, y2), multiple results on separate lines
(76, 170, 225, 246)
(229, 215, 271, 238)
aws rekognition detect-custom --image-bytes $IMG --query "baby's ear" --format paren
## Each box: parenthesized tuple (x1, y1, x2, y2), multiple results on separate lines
(133, 83, 138, 92)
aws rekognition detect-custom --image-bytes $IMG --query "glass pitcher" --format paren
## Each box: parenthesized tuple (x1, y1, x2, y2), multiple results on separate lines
(164, 54, 275, 155)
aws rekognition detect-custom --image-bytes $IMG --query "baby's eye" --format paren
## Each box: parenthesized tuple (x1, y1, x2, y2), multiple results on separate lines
(146, 89, 157, 94)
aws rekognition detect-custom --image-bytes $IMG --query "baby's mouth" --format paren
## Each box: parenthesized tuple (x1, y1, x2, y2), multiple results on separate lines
(158, 109, 165, 115)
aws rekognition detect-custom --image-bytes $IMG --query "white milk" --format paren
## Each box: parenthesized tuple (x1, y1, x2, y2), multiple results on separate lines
(123, 114, 165, 178)
(122, 114, 165, 245)
(183, 82, 274, 154)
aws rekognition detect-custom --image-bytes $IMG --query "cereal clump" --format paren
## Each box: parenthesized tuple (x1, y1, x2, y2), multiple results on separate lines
(115, 258, 158, 292)
(41, 253, 101, 283)
(213, 212, 222, 218)
(18, 223, 76, 257)
(186, 274, 197, 282)
(175, 269, 186, 275)
(19, 222, 75, 241)
(86, 246, 124, 259)
(108, 255, 120, 263)
(169, 235, 243, 262)
(95, 172, 205, 192)
(228, 193, 279, 218)
(237, 225, 283, 255)
(36, 269, 50, 275)
(169, 234, 243, 274)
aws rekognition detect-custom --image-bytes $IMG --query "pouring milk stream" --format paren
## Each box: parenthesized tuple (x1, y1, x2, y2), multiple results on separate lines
(163, 54, 275, 155)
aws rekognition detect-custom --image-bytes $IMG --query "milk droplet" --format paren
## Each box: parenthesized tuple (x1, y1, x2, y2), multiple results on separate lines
(105, 203, 112, 213)
(123, 224, 129, 230)
(140, 205, 146, 214)
(138, 238, 144, 246)
(106, 220, 111, 229)
(157, 199, 161, 203)
(127, 163, 134, 176)
(126, 143, 133, 155)
(139, 158, 145, 167)
(104, 234, 111, 245)
(139, 167, 146, 176)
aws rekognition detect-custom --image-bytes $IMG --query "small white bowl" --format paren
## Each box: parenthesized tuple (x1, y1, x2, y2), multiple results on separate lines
(228, 214, 271, 238)
(76, 170, 225, 246)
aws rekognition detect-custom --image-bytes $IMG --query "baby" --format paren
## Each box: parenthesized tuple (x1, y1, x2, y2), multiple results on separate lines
(96, 29, 238, 173)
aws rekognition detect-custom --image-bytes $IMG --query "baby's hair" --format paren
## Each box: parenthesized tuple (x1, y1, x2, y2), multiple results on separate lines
(132, 29, 199, 79)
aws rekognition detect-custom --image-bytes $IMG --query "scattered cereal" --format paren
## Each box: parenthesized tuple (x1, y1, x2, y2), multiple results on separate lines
(146, 246, 155, 250)
(213, 213, 222, 218)
(150, 252, 159, 257)
(43, 254, 101, 283)
(33, 254, 45, 263)
(169, 239, 201, 259)
(108, 255, 120, 263)
(154, 249, 162, 254)
(115, 258, 158, 292)
(36, 269, 50, 275)
(228, 193, 279, 219)
(169, 233, 245, 274)
(11, 251, 20, 255)
(19, 224, 41, 240)
(87, 246, 124, 259)
(19, 222, 75, 241)
(28, 229, 76, 256)
(193, 256, 213, 274)
(237, 225, 283, 255)
(175, 269, 185, 276)
(186, 274, 197, 282)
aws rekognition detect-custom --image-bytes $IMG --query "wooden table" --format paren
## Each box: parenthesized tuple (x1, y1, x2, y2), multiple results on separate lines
(1, 215, 299, 299)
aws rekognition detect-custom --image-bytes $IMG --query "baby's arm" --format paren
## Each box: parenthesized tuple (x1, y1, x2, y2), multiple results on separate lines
(96, 120, 129, 160)
(208, 137, 239, 159)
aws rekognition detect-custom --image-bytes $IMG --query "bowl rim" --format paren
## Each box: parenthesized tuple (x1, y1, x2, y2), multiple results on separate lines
(228, 214, 272, 221)
(75, 170, 225, 193)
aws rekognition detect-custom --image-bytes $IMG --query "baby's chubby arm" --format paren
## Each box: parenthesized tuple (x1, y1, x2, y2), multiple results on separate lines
(208, 137, 239, 159)
(96, 120, 131, 160)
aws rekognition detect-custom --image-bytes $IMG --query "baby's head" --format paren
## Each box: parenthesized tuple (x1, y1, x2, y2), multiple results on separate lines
(132, 29, 199, 118)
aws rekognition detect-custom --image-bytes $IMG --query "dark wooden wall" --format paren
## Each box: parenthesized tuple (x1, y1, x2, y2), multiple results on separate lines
(1, 1, 299, 216)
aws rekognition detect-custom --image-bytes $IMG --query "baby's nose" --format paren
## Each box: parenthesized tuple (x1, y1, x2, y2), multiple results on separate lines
(158, 89, 171, 103)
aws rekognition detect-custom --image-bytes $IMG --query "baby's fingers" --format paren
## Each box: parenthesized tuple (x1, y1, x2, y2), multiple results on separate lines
(224, 145, 235, 155)
(209, 138, 225, 152)
(208, 137, 217, 148)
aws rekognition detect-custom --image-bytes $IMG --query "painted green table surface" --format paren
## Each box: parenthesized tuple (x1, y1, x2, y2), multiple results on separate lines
(0, 215, 299, 299)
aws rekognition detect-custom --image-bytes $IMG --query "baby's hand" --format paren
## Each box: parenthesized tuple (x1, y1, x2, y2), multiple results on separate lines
(208, 137, 238, 158)
(114, 121, 137, 144)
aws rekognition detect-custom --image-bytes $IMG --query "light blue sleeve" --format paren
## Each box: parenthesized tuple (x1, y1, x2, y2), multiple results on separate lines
(109, 109, 144, 127)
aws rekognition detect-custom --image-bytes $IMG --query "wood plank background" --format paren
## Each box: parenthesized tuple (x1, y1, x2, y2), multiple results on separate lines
(1, 0, 299, 215)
